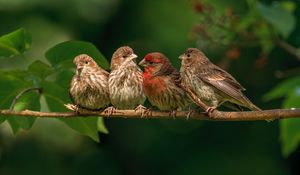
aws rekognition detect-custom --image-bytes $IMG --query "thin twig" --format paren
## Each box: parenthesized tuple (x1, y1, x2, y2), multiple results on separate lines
(275, 66, 300, 79)
(0, 108, 299, 121)
(9, 87, 42, 111)
(274, 38, 300, 61)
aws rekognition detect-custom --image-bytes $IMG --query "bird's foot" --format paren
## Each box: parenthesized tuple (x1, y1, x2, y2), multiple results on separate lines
(205, 106, 217, 118)
(135, 105, 151, 118)
(169, 110, 177, 119)
(64, 104, 80, 114)
(103, 106, 116, 117)
(186, 108, 195, 120)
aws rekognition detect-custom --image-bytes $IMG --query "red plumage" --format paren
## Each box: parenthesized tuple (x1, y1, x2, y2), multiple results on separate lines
(139, 52, 189, 111)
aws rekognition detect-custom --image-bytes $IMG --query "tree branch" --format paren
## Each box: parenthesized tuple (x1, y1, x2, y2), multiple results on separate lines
(274, 38, 300, 61)
(0, 108, 300, 121)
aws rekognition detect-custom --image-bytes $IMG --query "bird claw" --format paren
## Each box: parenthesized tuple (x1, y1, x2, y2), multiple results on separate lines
(64, 104, 80, 114)
(134, 104, 146, 112)
(186, 109, 194, 120)
(142, 109, 152, 118)
(205, 106, 217, 118)
(104, 106, 116, 117)
(142, 108, 152, 118)
(169, 110, 177, 119)
(135, 105, 151, 118)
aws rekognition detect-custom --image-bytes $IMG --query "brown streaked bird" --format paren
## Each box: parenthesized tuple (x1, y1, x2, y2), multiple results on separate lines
(69, 54, 110, 110)
(108, 46, 146, 110)
(139, 52, 190, 116)
(179, 48, 261, 113)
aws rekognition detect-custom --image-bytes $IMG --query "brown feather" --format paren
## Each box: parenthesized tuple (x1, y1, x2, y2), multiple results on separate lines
(109, 46, 145, 109)
(69, 54, 110, 110)
(180, 48, 261, 111)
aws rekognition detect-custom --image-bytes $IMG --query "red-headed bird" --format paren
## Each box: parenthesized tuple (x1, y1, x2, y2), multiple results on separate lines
(139, 52, 190, 116)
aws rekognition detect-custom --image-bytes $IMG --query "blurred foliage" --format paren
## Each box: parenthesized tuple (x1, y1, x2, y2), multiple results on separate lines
(193, 0, 300, 157)
(0, 0, 300, 174)
(264, 76, 300, 156)
(192, 0, 296, 56)
(0, 28, 31, 57)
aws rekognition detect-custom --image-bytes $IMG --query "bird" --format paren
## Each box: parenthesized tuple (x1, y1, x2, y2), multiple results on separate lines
(139, 52, 190, 117)
(179, 48, 261, 113)
(69, 54, 110, 110)
(108, 46, 146, 113)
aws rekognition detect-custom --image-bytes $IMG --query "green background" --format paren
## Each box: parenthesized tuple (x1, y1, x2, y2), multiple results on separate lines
(0, 0, 300, 174)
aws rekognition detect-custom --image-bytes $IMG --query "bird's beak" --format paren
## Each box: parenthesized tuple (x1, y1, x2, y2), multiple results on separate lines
(77, 64, 84, 71)
(128, 53, 138, 61)
(139, 59, 147, 67)
(76, 65, 83, 75)
(178, 54, 185, 60)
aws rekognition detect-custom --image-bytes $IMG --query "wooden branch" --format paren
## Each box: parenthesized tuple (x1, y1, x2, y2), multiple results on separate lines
(0, 108, 300, 121)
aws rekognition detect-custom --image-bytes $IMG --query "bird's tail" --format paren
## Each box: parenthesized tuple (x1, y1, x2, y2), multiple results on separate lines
(243, 98, 274, 121)
(248, 103, 261, 111)
(241, 95, 261, 111)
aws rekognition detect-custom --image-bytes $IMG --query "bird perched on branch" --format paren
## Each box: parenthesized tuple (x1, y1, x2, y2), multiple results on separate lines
(139, 52, 190, 117)
(69, 54, 110, 110)
(108, 46, 145, 112)
(179, 48, 261, 114)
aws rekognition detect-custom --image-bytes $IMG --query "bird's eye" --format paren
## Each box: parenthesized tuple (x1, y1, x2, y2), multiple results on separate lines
(149, 61, 154, 64)
(85, 61, 89, 64)
(122, 55, 126, 58)
(187, 54, 191, 57)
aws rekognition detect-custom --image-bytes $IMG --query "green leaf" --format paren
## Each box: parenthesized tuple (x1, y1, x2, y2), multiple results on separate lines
(253, 22, 274, 54)
(283, 88, 300, 108)
(255, 2, 296, 38)
(280, 1, 296, 12)
(0, 28, 31, 57)
(60, 117, 99, 142)
(42, 81, 100, 142)
(281, 119, 300, 157)
(280, 90, 300, 156)
(263, 76, 300, 101)
(0, 75, 27, 106)
(0, 117, 5, 125)
(0, 70, 32, 109)
(42, 81, 69, 111)
(97, 117, 109, 134)
(28, 60, 53, 81)
(45, 40, 109, 69)
(0, 73, 28, 125)
(55, 69, 74, 89)
(237, 10, 258, 31)
(0, 70, 41, 133)
(7, 91, 40, 134)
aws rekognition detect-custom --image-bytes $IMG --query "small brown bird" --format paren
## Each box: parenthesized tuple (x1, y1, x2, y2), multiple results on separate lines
(139, 52, 190, 115)
(69, 54, 110, 110)
(179, 48, 260, 112)
(108, 46, 145, 110)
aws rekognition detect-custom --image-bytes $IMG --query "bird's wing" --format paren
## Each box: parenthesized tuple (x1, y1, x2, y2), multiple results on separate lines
(69, 77, 76, 104)
(171, 70, 181, 86)
(103, 69, 110, 76)
(196, 64, 247, 103)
